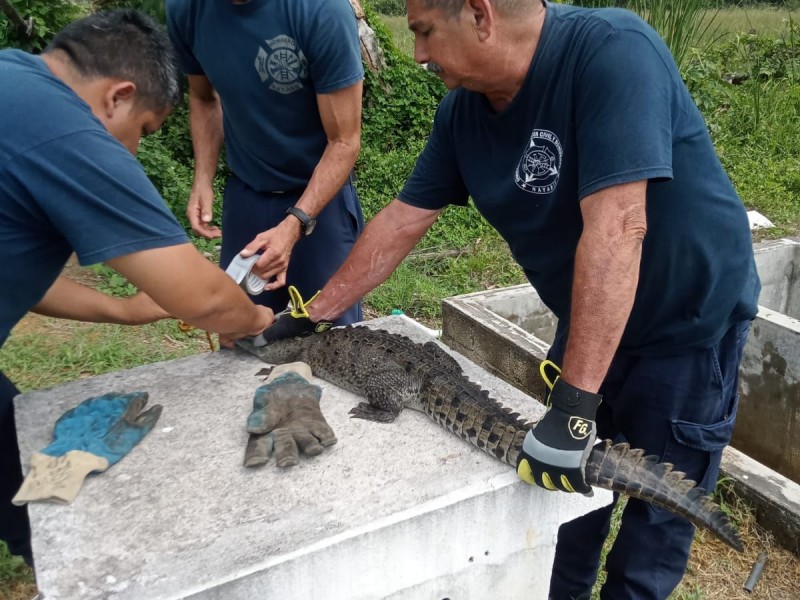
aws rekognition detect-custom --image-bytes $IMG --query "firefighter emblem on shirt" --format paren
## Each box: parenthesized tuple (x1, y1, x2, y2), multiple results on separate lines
(254, 35, 309, 94)
(515, 129, 562, 194)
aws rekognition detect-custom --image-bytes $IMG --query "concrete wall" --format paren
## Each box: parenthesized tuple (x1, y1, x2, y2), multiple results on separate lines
(441, 276, 800, 553)
(442, 239, 800, 484)
(442, 285, 551, 403)
(754, 238, 800, 318)
(738, 238, 800, 483)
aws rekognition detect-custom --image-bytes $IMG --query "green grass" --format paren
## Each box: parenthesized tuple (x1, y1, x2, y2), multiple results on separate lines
(711, 6, 800, 38)
(381, 14, 414, 56)
(0, 318, 210, 392)
(367, 225, 526, 324)
(0, 541, 34, 600)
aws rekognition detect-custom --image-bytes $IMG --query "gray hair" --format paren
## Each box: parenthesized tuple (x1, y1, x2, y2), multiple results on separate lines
(419, 0, 541, 19)
(45, 9, 182, 110)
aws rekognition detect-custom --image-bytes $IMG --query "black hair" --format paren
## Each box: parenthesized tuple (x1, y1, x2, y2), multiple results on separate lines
(45, 9, 182, 110)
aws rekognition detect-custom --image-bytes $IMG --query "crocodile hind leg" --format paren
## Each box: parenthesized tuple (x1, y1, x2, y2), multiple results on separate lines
(349, 380, 405, 422)
(348, 368, 421, 423)
(349, 402, 399, 422)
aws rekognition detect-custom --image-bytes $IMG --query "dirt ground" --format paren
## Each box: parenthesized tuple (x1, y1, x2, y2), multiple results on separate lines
(675, 500, 800, 599)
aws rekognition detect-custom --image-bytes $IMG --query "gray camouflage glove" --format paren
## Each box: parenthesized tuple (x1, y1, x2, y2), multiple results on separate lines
(243, 362, 337, 468)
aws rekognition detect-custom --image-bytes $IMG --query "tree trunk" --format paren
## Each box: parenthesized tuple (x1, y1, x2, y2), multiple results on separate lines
(348, 0, 386, 73)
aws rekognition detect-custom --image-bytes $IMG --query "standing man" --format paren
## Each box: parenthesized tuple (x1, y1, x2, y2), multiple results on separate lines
(1, 10, 273, 567)
(258, 1, 760, 598)
(166, 0, 365, 324)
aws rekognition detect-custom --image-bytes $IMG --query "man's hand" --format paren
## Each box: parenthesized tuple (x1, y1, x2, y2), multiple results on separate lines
(244, 362, 337, 468)
(241, 218, 303, 291)
(218, 305, 275, 349)
(186, 183, 221, 239)
(516, 374, 602, 494)
(252, 286, 333, 347)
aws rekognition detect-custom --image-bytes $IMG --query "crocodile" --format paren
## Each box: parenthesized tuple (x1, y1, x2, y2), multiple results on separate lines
(238, 325, 743, 551)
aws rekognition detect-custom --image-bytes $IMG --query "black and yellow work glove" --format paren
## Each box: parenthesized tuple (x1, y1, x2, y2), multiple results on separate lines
(252, 285, 333, 347)
(516, 360, 602, 494)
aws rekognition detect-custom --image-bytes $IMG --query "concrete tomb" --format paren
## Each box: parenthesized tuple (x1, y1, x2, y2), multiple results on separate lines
(15, 316, 610, 600)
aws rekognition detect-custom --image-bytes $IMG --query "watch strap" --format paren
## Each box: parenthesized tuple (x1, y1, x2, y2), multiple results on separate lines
(286, 206, 313, 235)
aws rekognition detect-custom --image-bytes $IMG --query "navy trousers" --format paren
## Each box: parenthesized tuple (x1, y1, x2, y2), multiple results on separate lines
(0, 370, 32, 566)
(220, 174, 364, 325)
(547, 319, 751, 600)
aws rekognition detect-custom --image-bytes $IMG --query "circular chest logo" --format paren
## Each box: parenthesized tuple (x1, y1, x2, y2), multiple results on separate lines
(515, 129, 563, 195)
(268, 48, 302, 84)
(254, 35, 309, 95)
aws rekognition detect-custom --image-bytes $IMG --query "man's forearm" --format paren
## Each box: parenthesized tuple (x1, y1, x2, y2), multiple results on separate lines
(561, 183, 647, 392)
(188, 91, 223, 187)
(292, 83, 363, 221)
(308, 200, 440, 322)
(32, 276, 166, 325)
(106, 245, 271, 336)
(292, 137, 360, 219)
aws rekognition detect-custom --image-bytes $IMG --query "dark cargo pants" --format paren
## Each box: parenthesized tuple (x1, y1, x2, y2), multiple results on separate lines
(547, 319, 751, 600)
(0, 370, 32, 567)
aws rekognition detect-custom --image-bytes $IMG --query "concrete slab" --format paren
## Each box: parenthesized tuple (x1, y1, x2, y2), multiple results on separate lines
(720, 446, 800, 555)
(14, 316, 610, 600)
(442, 284, 553, 402)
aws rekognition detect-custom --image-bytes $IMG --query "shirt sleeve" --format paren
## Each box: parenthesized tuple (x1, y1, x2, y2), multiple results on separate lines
(306, 0, 364, 93)
(17, 130, 188, 266)
(398, 96, 469, 210)
(166, 0, 205, 76)
(574, 27, 676, 199)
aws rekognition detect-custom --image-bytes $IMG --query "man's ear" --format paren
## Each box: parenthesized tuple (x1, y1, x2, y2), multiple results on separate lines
(102, 81, 137, 119)
(467, 0, 494, 42)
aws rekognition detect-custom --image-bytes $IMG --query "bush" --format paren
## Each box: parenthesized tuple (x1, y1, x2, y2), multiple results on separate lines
(0, 0, 86, 52)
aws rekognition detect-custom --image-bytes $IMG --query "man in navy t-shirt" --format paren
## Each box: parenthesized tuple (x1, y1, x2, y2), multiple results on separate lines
(259, 1, 759, 597)
(1, 10, 273, 567)
(166, 0, 365, 324)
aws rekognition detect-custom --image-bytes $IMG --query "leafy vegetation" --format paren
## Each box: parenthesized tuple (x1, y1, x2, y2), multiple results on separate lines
(0, 0, 83, 52)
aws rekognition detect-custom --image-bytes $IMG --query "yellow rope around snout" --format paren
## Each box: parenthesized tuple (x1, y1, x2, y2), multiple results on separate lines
(177, 320, 215, 352)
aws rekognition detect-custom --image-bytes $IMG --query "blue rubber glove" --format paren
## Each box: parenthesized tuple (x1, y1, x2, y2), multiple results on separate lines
(252, 285, 333, 347)
(516, 363, 602, 494)
(13, 392, 161, 505)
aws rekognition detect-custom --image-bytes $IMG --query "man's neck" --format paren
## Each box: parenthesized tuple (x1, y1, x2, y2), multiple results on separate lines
(41, 52, 106, 118)
(484, 3, 547, 112)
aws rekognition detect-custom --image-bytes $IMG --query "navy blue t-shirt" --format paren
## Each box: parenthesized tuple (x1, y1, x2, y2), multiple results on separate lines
(167, 0, 364, 193)
(399, 4, 759, 355)
(0, 50, 188, 349)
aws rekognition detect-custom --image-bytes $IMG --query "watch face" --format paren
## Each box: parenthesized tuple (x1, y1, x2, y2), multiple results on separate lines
(305, 218, 317, 236)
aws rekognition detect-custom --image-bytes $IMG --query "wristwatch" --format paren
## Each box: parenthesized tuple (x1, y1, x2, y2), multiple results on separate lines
(285, 206, 317, 236)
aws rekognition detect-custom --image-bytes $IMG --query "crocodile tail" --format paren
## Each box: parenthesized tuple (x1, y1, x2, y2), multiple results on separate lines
(584, 440, 743, 551)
